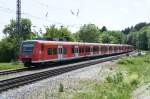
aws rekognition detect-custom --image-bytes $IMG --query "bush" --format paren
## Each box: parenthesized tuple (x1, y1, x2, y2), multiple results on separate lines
(130, 79, 139, 87)
(0, 38, 16, 62)
(106, 72, 123, 84)
(118, 58, 134, 65)
(59, 83, 64, 92)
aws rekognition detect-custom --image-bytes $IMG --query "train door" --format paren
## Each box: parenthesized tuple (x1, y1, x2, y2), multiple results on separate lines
(58, 45, 63, 60)
(75, 45, 79, 57)
(72, 45, 79, 58)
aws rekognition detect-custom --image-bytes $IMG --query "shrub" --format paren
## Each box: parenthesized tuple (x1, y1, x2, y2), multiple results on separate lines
(59, 83, 64, 92)
(106, 72, 123, 84)
(118, 58, 134, 65)
(130, 79, 139, 87)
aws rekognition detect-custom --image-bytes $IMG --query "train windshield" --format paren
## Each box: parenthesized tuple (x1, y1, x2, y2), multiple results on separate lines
(22, 42, 35, 53)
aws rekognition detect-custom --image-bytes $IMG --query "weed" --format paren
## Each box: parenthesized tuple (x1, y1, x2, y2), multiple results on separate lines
(106, 72, 123, 84)
(130, 79, 139, 87)
(63, 54, 150, 99)
(59, 83, 64, 92)
(118, 58, 134, 65)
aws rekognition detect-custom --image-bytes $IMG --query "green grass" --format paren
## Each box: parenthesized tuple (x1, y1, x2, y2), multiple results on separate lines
(66, 53, 150, 99)
(0, 62, 24, 70)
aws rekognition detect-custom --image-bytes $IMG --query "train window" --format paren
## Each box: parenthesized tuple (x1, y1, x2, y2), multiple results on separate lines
(72, 47, 75, 53)
(53, 48, 57, 55)
(103, 47, 106, 51)
(97, 47, 99, 51)
(22, 42, 35, 53)
(105, 47, 108, 51)
(63, 48, 67, 54)
(72, 47, 78, 53)
(88, 47, 90, 52)
(101, 47, 104, 51)
(58, 48, 63, 54)
(93, 47, 98, 52)
(102, 46, 106, 51)
(75, 48, 78, 53)
(114, 47, 117, 51)
(93, 47, 95, 52)
(82, 48, 84, 53)
(85, 47, 88, 52)
(109, 47, 112, 51)
(79, 48, 81, 53)
(48, 48, 52, 55)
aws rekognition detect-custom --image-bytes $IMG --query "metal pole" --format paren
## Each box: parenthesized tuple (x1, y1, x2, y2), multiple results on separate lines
(16, 0, 21, 36)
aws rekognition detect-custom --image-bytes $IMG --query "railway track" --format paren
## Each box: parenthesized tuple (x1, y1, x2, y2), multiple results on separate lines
(0, 68, 28, 75)
(0, 52, 135, 93)
(0, 61, 78, 76)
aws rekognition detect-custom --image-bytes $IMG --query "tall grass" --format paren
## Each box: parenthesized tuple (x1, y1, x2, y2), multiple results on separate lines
(71, 53, 150, 99)
(0, 62, 24, 70)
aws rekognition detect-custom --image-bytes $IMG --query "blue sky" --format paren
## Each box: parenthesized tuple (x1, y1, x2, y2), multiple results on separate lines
(0, 0, 150, 39)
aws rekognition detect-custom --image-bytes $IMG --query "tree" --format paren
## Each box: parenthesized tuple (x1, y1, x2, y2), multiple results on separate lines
(126, 32, 138, 48)
(137, 32, 148, 50)
(0, 38, 16, 62)
(134, 22, 147, 31)
(101, 31, 124, 44)
(44, 25, 74, 41)
(59, 27, 75, 41)
(0, 18, 33, 62)
(101, 26, 107, 32)
(101, 33, 111, 43)
(77, 24, 100, 43)
(122, 27, 131, 35)
(3, 18, 34, 40)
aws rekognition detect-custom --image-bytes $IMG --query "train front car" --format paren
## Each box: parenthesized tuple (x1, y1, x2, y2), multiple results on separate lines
(19, 40, 40, 67)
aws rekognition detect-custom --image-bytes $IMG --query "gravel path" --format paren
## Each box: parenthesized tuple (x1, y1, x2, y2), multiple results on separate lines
(133, 83, 150, 99)
(0, 60, 117, 99)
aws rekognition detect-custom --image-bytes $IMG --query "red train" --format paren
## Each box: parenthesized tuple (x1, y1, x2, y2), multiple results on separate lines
(19, 40, 134, 67)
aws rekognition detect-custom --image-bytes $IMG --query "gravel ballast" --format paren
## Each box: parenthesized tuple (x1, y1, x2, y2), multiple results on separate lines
(0, 61, 117, 99)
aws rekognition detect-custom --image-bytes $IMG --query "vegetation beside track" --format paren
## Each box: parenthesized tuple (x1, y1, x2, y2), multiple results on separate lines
(59, 53, 150, 99)
(0, 62, 24, 70)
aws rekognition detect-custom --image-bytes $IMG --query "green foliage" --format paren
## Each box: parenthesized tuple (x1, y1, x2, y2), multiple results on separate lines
(0, 38, 16, 62)
(0, 62, 23, 70)
(124, 23, 150, 50)
(106, 72, 123, 84)
(122, 27, 132, 35)
(101, 26, 107, 32)
(59, 83, 64, 92)
(70, 54, 150, 99)
(101, 31, 124, 44)
(118, 58, 134, 65)
(72, 73, 133, 99)
(134, 22, 148, 31)
(44, 25, 74, 41)
(119, 53, 150, 82)
(77, 24, 100, 43)
(3, 18, 35, 40)
(0, 18, 33, 62)
(130, 79, 139, 87)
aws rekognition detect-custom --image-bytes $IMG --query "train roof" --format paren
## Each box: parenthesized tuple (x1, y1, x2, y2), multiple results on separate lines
(23, 40, 131, 46)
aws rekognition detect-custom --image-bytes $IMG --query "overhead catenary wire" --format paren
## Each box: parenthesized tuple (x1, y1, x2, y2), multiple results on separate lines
(0, 3, 83, 30)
